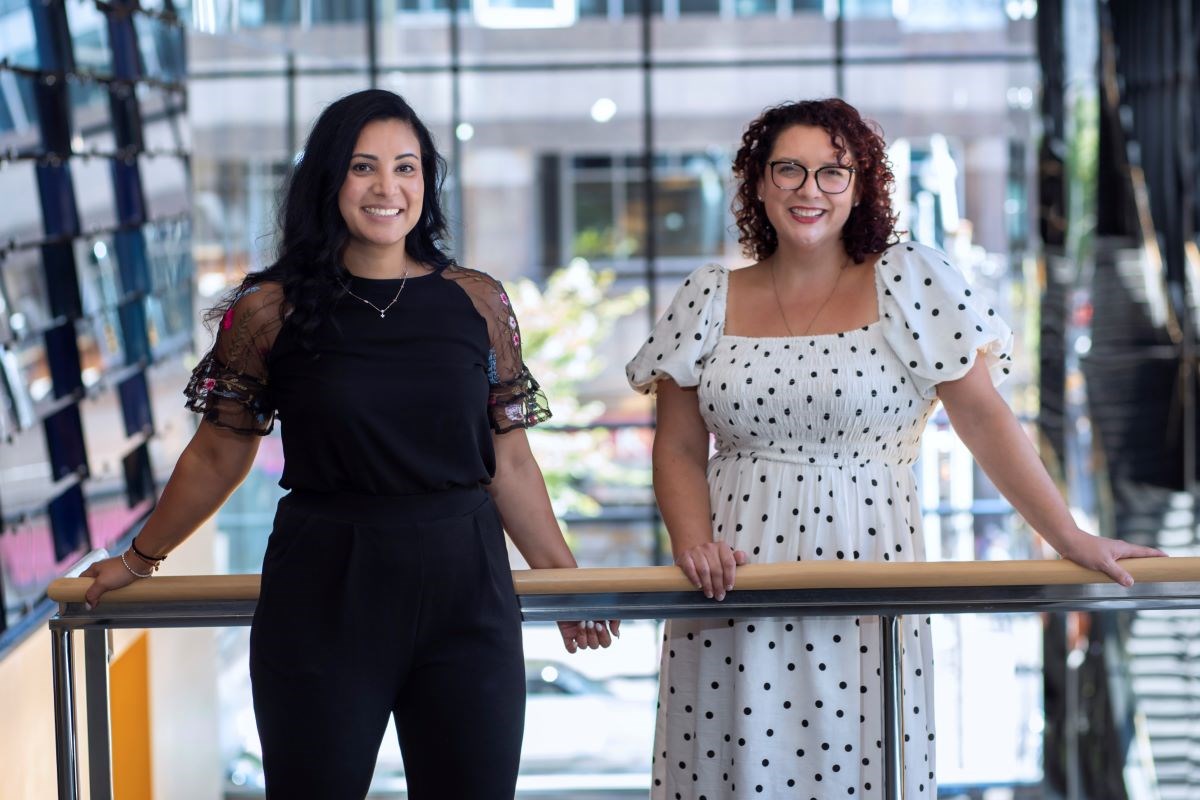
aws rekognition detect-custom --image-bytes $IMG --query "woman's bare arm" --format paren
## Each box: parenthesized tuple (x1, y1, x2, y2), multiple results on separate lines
(938, 358, 1165, 585)
(82, 420, 262, 606)
(654, 379, 747, 601)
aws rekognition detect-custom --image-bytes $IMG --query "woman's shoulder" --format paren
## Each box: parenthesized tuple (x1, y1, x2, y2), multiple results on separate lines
(219, 280, 287, 333)
(664, 262, 729, 307)
(441, 263, 500, 285)
(875, 241, 960, 279)
(681, 262, 729, 286)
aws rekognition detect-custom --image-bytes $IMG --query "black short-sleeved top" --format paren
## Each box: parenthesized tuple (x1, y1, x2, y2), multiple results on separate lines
(182, 266, 550, 495)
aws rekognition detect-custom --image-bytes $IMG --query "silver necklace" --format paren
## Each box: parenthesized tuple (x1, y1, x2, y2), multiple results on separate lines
(770, 256, 848, 337)
(341, 265, 409, 319)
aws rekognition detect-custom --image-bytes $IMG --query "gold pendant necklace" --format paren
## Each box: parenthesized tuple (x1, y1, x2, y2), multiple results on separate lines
(770, 256, 848, 337)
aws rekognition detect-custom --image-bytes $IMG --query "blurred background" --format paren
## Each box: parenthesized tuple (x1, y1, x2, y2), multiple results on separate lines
(1, 0, 1197, 797)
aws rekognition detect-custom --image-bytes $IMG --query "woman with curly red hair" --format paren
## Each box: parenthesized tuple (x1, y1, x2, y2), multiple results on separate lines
(627, 98, 1163, 798)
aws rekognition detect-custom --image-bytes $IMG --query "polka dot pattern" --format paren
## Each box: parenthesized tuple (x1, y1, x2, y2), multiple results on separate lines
(627, 243, 1013, 799)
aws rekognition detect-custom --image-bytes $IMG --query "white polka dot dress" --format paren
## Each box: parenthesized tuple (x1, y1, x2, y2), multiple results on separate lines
(626, 242, 1014, 799)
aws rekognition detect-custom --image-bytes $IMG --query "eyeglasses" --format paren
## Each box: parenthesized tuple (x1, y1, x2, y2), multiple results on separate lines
(768, 161, 856, 194)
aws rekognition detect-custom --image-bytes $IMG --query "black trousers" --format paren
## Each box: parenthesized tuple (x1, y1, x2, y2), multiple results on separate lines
(249, 487, 526, 799)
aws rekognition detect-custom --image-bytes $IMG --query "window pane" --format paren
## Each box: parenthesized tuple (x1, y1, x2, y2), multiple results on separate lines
(459, 11, 639, 67)
(652, 3, 833, 62)
(844, 0, 1032, 56)
(459, 67, 643, 275)
(65, 0, 114, 75)
(0, 4, 40, 70)
(0, 161, 46, 247)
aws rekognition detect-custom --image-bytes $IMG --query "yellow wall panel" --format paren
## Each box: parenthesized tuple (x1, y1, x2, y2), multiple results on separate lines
(111, 632, 153, 800)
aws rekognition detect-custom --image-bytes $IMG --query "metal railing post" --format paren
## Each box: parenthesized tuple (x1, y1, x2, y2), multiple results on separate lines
(880, 614, 905, 800)
(51, 625, 79, 800)
(84, 630, 114, 800)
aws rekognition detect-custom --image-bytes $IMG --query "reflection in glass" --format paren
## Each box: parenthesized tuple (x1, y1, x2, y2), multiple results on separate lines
(118, 371, 153, 438)
(112, 157, 147, 225)
(0, 366, 20, 441)
(70, 155, 119, 232)
(0, 510, 61, 627)
(0, 345, 34, 432)
(85, 473, 152, 552)
(64, 0, 113, 75)
(134, 14, 187, 83)
(6, 333, 50, 411)
(0, 161, 47, 246)
(75, 236, 123, 316)
(36, 161, 82, 237)
(0, 418, 52, 514)
(44, 321, 83, 399)
(42, 240, 84, 321)
(0, 70, 43, 148)
(122, 440, 155, 508)
(118, 296, 151, 366)
(47, 482, 88, 561)
(2, 247, 54, 335)
(148, 287, 193, 354)
(138, 85, 190, 153)
(108, 82, 144, 152)
(77, 309, 126, 382)
(145, 217, 193, 293)
(0, 4, 40, 70)
(109, 228, 149, 299)
(67, 78, 114, 154)
(80, 383, 141, 487)
(44, 404, 87, 481)
(141, 154, 191, 220)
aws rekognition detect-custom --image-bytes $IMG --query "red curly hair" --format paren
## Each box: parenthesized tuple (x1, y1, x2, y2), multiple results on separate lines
(732, 98, 898, 263)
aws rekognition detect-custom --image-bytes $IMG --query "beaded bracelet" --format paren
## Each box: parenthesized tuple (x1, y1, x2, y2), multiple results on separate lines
(130, 536, 168, 565)
(121, 551, 155, 579)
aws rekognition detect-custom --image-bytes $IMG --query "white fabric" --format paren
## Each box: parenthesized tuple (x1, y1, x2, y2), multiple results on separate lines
(626, 242, 1013, 799)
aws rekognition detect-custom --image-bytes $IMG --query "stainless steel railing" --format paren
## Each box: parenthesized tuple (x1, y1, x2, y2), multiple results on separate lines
(47, 557, 1200, 800)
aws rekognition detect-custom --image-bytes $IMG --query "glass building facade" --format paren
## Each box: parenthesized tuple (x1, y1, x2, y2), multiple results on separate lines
(2, 0, 1063, 796)
(0, 0, 193, 642)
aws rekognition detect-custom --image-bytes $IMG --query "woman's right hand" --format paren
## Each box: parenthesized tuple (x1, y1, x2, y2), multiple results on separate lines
(80, 553, 146, 609)
(674, 542, 748, 602)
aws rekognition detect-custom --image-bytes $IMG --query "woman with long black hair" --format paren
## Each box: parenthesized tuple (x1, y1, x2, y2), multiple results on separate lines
(81, 88, 615, 798)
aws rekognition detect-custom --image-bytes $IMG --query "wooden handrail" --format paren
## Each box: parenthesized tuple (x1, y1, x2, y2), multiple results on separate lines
(46, 557, 1200, 605)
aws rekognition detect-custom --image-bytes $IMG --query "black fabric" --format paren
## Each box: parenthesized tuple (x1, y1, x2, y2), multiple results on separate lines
(271, 272, 504, 493)
(197, 268, 546, 797)
(250, 488, 525, 799)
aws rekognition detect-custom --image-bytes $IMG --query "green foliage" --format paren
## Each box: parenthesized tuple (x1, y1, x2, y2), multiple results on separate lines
(505, 259, 649, 522)
(1066, 92, 1100, 266)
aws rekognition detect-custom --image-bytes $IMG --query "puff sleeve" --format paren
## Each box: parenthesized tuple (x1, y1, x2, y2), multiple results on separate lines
(183, 283, 284, 435)
(626, 263, 727, 394)
(877, 243, 1014, 400)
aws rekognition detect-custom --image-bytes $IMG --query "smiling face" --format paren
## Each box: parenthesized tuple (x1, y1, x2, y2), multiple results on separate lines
(757, 124, 857, 255)
(337, 118, 425, 263)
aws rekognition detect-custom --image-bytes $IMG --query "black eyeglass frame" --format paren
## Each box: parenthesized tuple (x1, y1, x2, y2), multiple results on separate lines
(767, 161, 858, 195)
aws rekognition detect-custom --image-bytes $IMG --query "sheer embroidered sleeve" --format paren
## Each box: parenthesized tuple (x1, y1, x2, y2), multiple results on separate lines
(183, 282, 286, 435)
(444, 267, 552, 433)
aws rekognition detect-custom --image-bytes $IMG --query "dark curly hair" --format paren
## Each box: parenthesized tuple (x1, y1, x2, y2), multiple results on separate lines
(732, 98, 898, 263)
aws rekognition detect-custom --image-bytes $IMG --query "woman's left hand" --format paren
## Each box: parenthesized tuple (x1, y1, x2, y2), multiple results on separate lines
(1056, 529, 1167, 587)
(557, 619, 621, 653)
